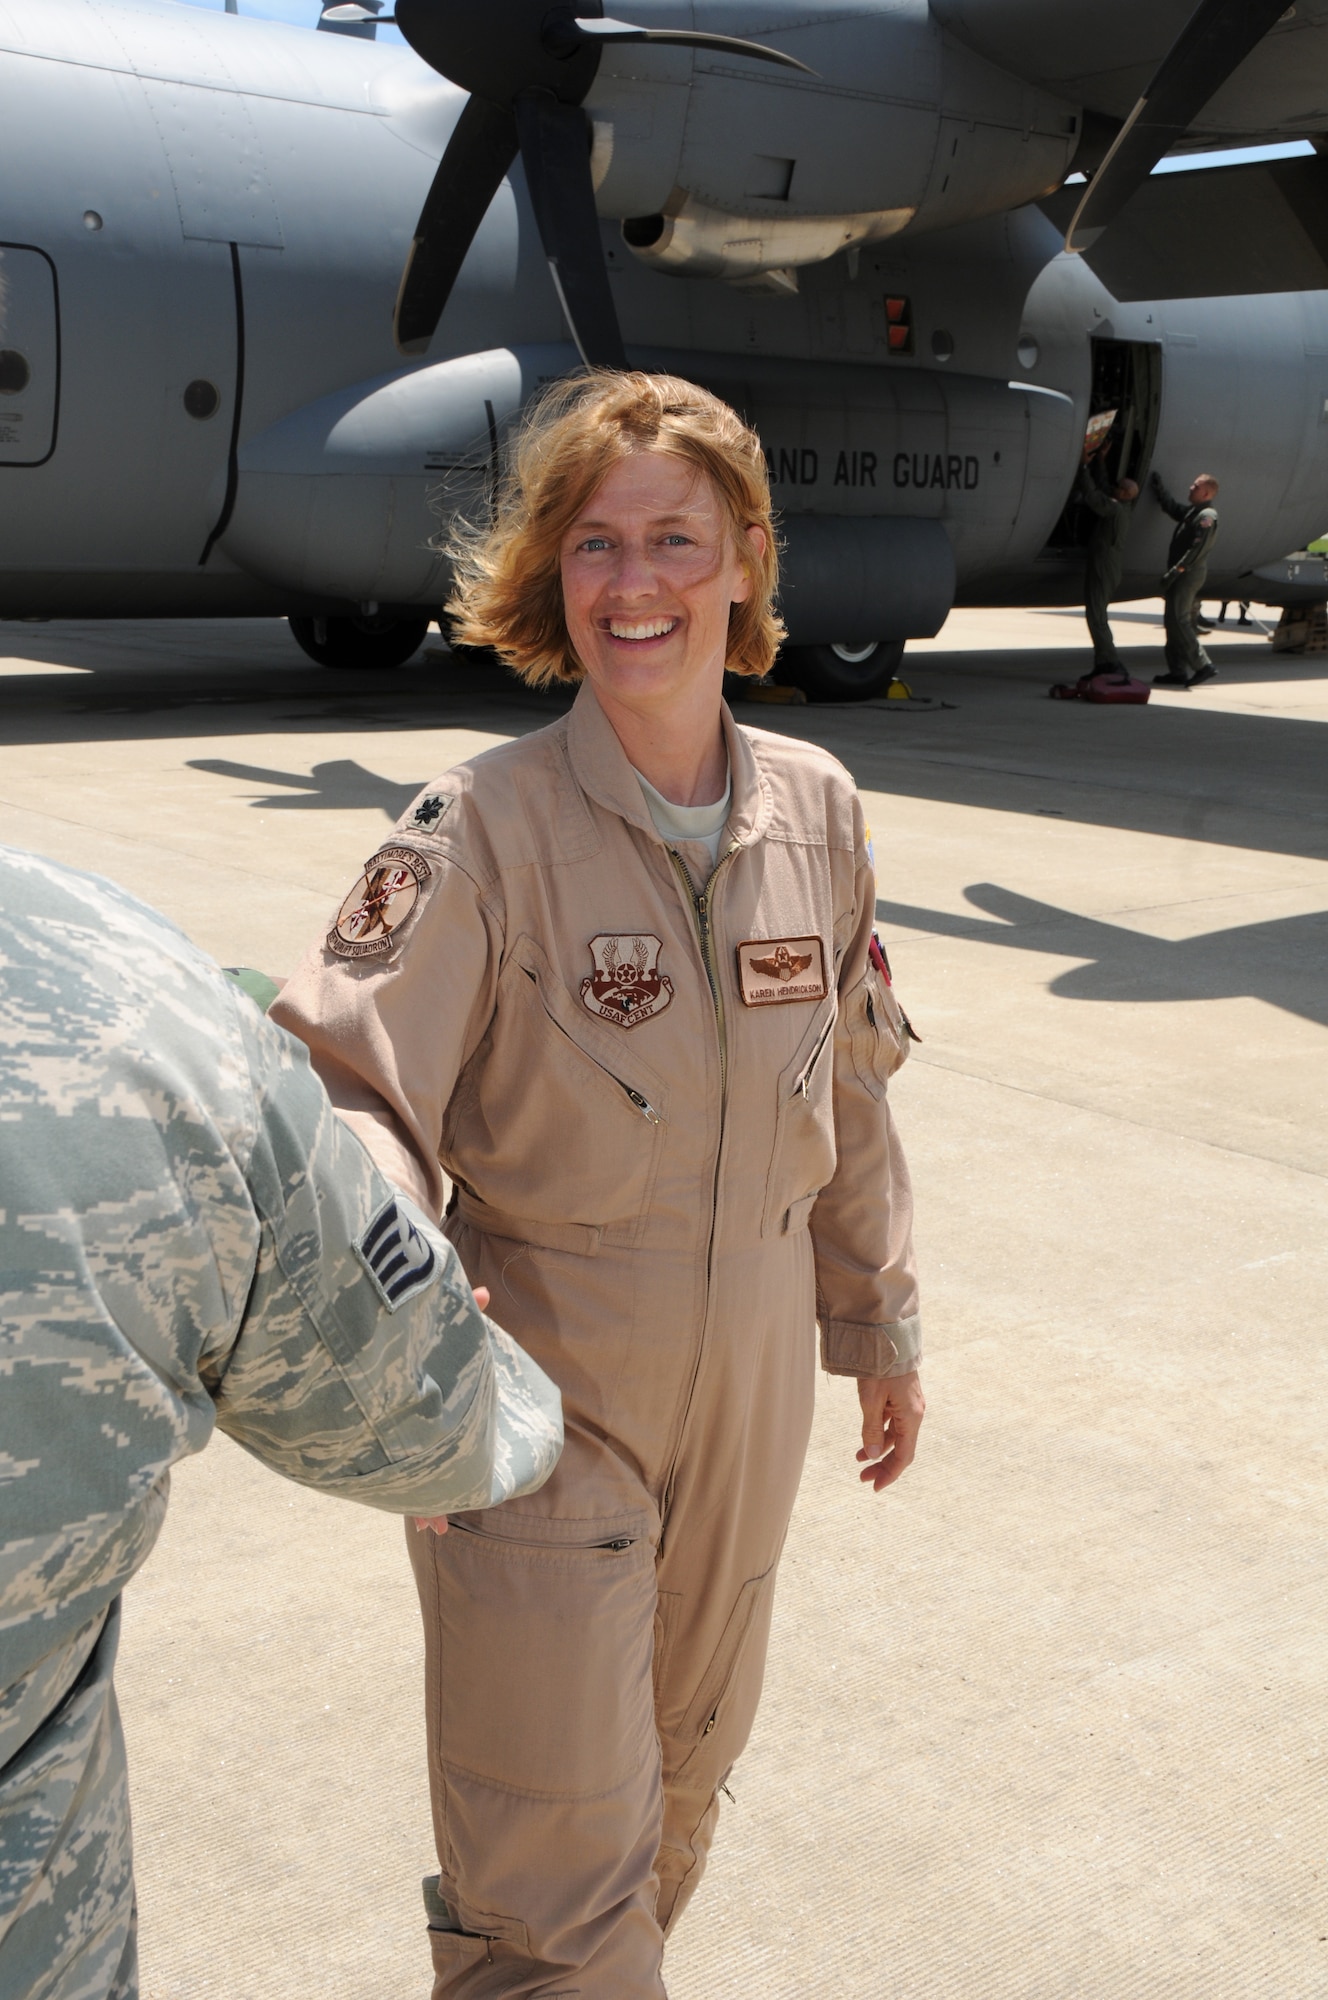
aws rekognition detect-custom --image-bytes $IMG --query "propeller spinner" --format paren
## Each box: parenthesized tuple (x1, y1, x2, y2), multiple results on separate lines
(392, 0, 811, 365)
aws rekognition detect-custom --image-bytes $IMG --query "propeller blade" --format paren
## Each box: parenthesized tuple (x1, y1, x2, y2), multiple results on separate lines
(394, 95, 518, 355)
(1067, 0, 1290, 250)
(553, 17, 815, 74)
(515, 92, 626, 368)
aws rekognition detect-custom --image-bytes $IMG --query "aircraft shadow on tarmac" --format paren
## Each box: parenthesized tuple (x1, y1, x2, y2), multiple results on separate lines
(188, 757, 420, 819)
(877, 882, 1328, 1027)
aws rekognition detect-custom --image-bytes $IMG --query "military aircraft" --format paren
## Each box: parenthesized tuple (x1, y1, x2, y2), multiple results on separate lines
(1, 0, 1327, 698)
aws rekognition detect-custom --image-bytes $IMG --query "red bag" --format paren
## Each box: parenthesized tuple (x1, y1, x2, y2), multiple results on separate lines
(1082, 668, 1150, 705)
(1048, 668, 1150, 704)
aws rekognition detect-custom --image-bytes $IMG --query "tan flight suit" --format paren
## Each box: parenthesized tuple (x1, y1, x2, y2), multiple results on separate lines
(273, 683, 921, 1997)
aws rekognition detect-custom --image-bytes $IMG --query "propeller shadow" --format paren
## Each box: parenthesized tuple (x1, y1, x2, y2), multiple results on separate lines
(877, 882, 1328, 1029)
(188, 757, 419, 820)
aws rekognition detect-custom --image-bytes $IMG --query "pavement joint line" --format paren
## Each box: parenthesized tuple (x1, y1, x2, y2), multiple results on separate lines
(855, 750, 1328, 829)
(966, 1564, 1328, 1721)
(0, 800, 347, 906)
(905, 1050, 1328, 1184)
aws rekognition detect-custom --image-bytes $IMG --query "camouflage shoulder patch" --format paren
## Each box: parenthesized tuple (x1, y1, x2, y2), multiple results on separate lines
(328, 846, 430, 960)
(409, 792, 453, 832)
(354, 1195, 439, 1311)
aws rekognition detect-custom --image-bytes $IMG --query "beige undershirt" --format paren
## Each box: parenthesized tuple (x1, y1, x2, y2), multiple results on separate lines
(632, 764, 732, 870)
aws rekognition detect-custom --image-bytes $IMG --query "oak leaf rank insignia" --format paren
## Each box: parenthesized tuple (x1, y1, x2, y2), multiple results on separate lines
(410, 793, 452, 830)
(580, 933, 673, 1028)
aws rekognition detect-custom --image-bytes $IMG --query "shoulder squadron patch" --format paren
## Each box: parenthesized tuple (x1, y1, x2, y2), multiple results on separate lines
(355, 1195, 439, 1311)
(328, 845, 430, 960)
(736, 935, 828, 1007)
(580, 933, 674, 1028)
(410, 792, 452, 830)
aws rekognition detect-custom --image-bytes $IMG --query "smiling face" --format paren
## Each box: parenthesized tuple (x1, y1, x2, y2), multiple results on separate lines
(559, 451, 759, 725)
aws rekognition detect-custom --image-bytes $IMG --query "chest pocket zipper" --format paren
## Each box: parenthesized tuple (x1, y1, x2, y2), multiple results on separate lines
(795, 1011, 836, 1099)
(521, 963, 665, 1125)
(619, 1083, 662, 1124)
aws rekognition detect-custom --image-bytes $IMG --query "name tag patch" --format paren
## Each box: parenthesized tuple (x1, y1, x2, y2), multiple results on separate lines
(736, 935, 828, 1007)
(328, 845, 430, 960)
(580, 933, 674, 1028)
(355, 1196, 439, 1311)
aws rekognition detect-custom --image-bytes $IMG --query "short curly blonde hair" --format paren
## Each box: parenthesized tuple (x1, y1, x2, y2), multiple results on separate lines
(445, 371, 783, 686)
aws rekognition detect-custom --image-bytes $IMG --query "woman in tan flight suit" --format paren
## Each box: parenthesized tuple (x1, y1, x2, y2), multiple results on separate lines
(272, 372, 925, 1998)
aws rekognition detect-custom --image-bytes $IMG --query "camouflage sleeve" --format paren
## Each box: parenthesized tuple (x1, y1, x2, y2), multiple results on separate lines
(212, 998, 562, 1517)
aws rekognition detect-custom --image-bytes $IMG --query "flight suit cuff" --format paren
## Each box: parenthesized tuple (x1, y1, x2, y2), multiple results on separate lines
(819, 1313, 922, 1379)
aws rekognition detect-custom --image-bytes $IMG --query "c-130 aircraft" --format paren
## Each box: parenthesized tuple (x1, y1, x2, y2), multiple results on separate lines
(2, 0, 1327, 698)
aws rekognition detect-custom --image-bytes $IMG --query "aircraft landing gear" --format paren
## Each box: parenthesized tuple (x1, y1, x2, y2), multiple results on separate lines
(287, 611, 432, 670)
(775, 638, 905, 702)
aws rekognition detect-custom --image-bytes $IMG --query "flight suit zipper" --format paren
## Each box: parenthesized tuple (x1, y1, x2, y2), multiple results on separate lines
(659, 841, 741, 1550)
(668, 844, 737, 1098)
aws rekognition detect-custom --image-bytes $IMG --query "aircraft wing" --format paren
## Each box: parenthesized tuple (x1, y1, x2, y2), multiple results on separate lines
(933, 0, 1328, 152)
(1040, 154, 1328, 300)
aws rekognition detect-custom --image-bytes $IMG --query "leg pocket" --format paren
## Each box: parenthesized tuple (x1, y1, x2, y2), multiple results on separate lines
(667, 1564, 780, 1785)
(432, 1526, 658, 1800)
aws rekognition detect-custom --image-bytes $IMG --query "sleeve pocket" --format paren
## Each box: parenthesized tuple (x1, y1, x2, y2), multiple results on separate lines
(848, 968, 911, 1098)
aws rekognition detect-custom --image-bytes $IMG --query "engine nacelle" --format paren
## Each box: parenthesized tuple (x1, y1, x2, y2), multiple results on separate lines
(589, 0, 1079, 278)
(219, 346, 571, 604)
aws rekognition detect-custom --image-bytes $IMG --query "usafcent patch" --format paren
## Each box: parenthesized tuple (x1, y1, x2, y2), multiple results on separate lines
(328, 845, 430, 960)
(736, 936, 828, 1007)
(355, 1195, 439, 1311)
(580, 933, 674, 1028)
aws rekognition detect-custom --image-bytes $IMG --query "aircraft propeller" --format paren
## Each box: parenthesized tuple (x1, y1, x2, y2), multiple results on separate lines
(1066, 0, 1292, 250)
(391, 0, 812, 364)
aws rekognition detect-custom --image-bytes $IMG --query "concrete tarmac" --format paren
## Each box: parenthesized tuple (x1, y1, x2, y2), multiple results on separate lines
(2, 604, 1325, 1998)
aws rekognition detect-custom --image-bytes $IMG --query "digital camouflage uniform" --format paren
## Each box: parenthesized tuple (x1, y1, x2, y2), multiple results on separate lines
(0, 845, 562, 2000)
(1154, 475, 1220, 680)
(1078, 463, 1135, 668)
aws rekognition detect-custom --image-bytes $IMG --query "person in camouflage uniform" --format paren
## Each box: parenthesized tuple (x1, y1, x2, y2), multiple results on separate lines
(0, 844, 563, 2000)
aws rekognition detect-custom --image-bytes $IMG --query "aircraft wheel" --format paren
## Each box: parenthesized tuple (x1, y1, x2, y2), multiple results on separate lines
(287, 612, 432, 671)
(774, 638, 905, 703)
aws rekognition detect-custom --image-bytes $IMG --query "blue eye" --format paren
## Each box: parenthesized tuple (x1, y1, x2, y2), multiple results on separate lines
(580, 537, 612, 552)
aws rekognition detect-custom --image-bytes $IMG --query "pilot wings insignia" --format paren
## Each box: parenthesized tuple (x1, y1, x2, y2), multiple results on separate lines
(736, 934, 828, 1007)
(750, 945, 812, 982)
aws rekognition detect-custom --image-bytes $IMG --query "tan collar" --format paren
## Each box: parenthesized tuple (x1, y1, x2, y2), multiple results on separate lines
(566, 680, 770, 848)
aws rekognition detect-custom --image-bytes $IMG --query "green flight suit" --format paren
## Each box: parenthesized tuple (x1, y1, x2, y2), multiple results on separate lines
(1154, 476, 1220, 680)
(1078, 465, 1135, 668)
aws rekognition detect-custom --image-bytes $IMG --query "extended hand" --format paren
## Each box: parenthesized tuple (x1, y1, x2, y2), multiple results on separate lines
(856, 1370, 925, 1492)
(414, 1283, 492, 1535)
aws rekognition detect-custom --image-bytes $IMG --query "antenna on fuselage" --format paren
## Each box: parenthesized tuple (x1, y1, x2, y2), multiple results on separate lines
(318, 0, 386, 36)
